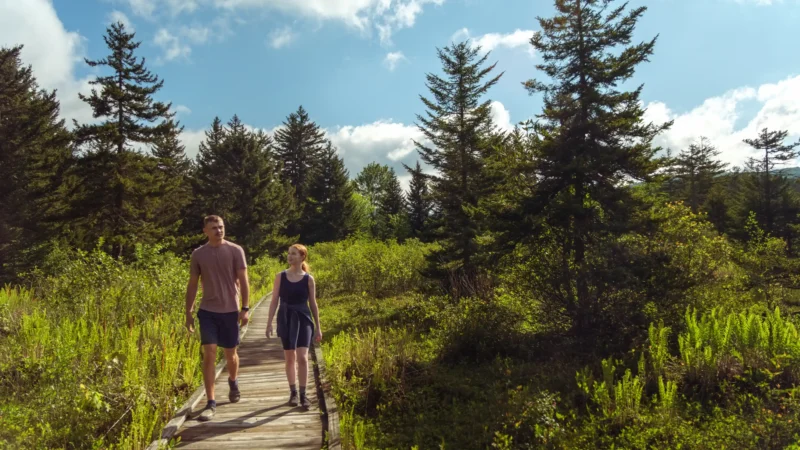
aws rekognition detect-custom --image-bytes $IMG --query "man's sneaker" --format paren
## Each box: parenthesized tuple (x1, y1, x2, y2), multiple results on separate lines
(300, 395, 311, 409)
(288, 391, 299, 407)
(197, 403, 216, 422)
(229, 379, 240, 403)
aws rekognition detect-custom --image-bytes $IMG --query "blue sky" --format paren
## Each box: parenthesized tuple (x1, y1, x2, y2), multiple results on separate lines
(2, 0, 800, 188)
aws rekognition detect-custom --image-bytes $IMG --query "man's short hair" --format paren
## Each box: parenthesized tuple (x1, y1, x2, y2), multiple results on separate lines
(204, 215, 223, 226)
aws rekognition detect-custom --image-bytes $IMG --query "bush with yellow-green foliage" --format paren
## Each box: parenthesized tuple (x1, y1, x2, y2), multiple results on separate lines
(310, 237, 434, 299)
(0, 243, 281, 449)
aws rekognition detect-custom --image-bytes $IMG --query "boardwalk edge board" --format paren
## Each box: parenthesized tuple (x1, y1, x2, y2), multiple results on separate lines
(311, 338, 341, 450)
(146, 291, 271, 450)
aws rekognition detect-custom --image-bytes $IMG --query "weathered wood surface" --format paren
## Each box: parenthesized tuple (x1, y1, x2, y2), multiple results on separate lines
(169, 297, 326, 449)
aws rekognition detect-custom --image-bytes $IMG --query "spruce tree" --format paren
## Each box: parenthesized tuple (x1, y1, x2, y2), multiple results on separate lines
(70, 22, 176, 257)
(192, 117, 231, 216)
(192, 115, 297, 257)
(0, 45, 72, 282)
(519, 0, 670, 334)
(742, 128, 800, 234)
(668, 137, 728, 212)
(305, 142, 358, 243)
(152, 119, 193, 248)
(273, 105, 327, 238)
(403, 161, 432, 240)
(413, 40, 503, 289)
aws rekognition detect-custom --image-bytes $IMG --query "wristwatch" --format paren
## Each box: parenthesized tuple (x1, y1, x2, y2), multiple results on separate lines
(241, 306, 249, 312)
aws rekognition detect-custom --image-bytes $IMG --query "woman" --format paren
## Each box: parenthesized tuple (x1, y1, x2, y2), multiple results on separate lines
(266, 244, 322, 408)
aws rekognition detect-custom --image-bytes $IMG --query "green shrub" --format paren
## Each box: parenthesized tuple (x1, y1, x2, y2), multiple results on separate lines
(324, 326, 421, 415)
(0, 244, 279, 449)
(311, 237, 434, 298)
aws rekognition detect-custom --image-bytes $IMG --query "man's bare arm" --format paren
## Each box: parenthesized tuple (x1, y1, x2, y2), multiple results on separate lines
(186, 273, 199, 314)
(185, 273, 200, 331)
(237, 268, 250, 309)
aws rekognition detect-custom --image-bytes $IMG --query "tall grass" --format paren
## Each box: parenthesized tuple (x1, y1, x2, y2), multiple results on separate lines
(0, 244, 281, 449)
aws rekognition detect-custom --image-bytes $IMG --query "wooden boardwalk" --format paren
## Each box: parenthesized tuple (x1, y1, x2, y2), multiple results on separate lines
(172, 298, 325, 449)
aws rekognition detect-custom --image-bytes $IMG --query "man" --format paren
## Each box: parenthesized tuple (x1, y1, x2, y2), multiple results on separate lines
(185, 215, 250, 421)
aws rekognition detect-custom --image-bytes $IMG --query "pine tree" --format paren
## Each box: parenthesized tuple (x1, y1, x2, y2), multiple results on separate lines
(668, 137, 728, 212)
(519, 0, 670, 334)
(403, 161, 432, 240)
(413, 40, 503, 289)
(152, 119, 193, 248)
(305, 142, 358, 243)
(742, 128, 800, 234)
(192, 115, 298, 258)
(0, 45, 72, 282)
(273, 105, 327, 235)
(70, 22, 176, 257)
(192, 117, 231, 216)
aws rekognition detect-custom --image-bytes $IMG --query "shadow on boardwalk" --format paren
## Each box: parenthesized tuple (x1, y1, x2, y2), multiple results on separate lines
(171, 299, 325, 450)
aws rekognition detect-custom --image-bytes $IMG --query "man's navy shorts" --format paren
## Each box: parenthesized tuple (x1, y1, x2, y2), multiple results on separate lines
(197, 308, 240, 348)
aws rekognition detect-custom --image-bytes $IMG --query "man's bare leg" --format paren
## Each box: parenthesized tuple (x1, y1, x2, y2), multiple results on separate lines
(224, 347, 241, 402)
(197, 344, 218, 421)
(202, 344, 217, 401)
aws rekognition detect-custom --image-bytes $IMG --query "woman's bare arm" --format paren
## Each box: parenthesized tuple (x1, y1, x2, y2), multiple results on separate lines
(266, 272, 281, 337)
(308, 275, 322, 341)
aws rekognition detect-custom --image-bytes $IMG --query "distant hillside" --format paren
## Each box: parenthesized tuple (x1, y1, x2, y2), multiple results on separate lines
(721, 166, 800, 178)
(777, 167, 800, 178)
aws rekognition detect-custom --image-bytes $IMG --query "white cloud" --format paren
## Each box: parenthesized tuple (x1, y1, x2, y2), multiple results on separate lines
(327, 120, 425, 164)
(0, 0, 93, 126)
(154, 28, 191, 62)
(212, 0, 443, 44)
(174, 105, 192, 116)
(644, 75, 800, 167)
(152, 24, 214, 64)
(490, 101, 514, 132)
(165, 0, 200, 15)
(126, 0, 156, 18)
(125, 0, 198, 18)
(180, 25, 211, 44)
(181, 128, 208, 159)
(268, 26, 295, 49)
(108, 10, 134, 31)
(383, 51, 407, 71)
(452, 28, 536, 56)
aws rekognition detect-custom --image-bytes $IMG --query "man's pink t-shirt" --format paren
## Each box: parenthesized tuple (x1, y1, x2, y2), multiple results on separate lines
(190, 241, 247, 313)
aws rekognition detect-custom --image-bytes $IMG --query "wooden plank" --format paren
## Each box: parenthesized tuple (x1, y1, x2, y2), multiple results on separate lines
(153, 291, 324, 450)
(147, 293, 272, 450)
(175, 437, 322, 449)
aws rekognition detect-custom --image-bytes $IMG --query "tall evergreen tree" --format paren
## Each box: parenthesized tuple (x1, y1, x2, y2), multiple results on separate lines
(305, 142, 358, 243)
(668, 137, 728, 212)
(192, 117, 231, 217)
(518, 0, 670, 334)
(192, 115, 297, 258)
(273, 105, 327, 237)
(413, 41, 503, 289)
(70, 22, 176, 257)
(741, 128, 800, 234)
(152, 119, 193, 248)
(403, 161, 433, 240)
(0, 45, 72, 282)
